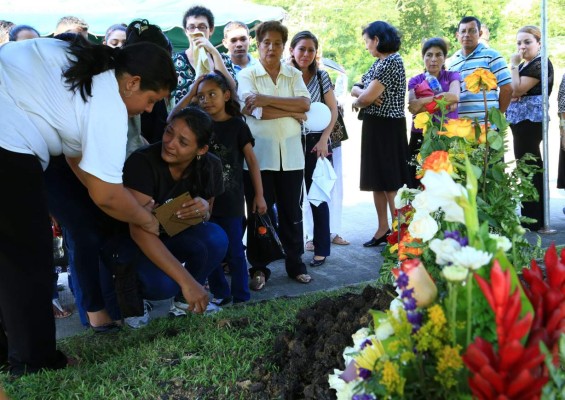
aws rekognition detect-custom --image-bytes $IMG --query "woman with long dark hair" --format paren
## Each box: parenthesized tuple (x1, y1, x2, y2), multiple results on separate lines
(289, 30, 336, 267)
(0, 37, 176, 375)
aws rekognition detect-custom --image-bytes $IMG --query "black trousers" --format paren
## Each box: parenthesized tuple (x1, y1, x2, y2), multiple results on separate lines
(243, 168, 306, 279)
(511, 120, 544, 230)
(302, 133, 331, 257)
(0, 147, 67, 375)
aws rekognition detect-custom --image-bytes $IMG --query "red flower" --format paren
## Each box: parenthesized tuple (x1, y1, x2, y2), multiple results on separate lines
(522, 243, 565, 366)
(463, 261, 548, 400)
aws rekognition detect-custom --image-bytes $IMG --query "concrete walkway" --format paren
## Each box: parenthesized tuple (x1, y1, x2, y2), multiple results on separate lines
(55, 94, 565, 339)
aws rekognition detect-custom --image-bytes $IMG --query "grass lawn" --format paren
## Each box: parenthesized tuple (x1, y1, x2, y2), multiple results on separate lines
(1, 286, 367, 400)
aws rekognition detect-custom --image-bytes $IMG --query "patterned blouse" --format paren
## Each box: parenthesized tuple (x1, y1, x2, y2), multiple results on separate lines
(506, 56, 554, 125)
(172, 51, 237, 104)
(361, 52, 406, 118)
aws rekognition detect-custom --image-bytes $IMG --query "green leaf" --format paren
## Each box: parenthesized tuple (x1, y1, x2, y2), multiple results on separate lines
(488, 131, 503, 150)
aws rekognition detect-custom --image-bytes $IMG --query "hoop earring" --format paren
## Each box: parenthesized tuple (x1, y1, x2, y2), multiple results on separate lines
(122, 89, 132, 98)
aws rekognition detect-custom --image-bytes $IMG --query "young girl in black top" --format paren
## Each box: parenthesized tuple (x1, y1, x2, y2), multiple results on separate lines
(176, 71, 266, 301)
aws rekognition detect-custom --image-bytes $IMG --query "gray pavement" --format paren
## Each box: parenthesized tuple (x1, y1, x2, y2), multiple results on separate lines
(55, 88, 565, 339)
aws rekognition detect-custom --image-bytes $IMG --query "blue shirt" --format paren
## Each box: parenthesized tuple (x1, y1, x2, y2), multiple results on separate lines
(231, 54, 258, 78)
(447, 43, 511, 122)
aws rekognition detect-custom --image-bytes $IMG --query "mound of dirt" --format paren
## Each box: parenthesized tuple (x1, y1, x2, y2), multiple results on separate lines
(252, 285, 394, 399)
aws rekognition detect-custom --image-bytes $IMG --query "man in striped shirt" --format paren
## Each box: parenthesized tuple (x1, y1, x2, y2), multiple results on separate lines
(447, 16, 512, 122)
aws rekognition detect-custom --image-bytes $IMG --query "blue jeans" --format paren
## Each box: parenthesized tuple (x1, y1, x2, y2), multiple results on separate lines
(210, 216, 250, 303)
(136, 222, 230, 300)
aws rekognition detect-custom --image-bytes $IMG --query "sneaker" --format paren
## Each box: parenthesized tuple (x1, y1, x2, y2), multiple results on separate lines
(204, 302, 222, 314)
(250, 271, 266, 291)
(210, 296, 232, 307)
(173, 298, 190, 311)
(125, 300, 152, 329)
(168, 298, 187, 318)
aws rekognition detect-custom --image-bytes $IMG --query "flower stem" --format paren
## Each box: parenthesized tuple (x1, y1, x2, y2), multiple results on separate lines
(481, 89, 490, 197)
(449, 282, 458, 346)
(466, 274, 473, 346)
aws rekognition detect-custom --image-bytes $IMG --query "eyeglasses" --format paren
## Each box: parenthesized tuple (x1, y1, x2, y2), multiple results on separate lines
(458, 28, 478, 36)
(186, 24, 209, 32)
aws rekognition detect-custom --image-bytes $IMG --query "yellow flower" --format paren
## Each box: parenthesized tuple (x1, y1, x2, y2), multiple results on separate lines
(380, 360, 405, 396)
(428, 304, 447, 328)
(464, 68, 498, 94)
(418, 150, 453, 179)
(478, 123, 487, 144)
(435, 345, 463, 389)
(354, 340, 386, 371)
(389, 243, 399, 254)
(438, 118, 474, 140)
(414, 112, 431, 134)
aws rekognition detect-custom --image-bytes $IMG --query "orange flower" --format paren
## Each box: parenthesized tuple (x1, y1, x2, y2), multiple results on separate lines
(464, 68, 498, 94)
(418, 150, 453, 178)
(477, 123, 487, 144)
(398, 232, 423, 261)
(438, 118, 474, 140)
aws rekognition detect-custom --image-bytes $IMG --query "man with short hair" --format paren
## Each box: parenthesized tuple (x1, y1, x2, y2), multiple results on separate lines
(447, 16, 512, 122)
(222, 21, 257, 76)
(54, 15, 89, 39)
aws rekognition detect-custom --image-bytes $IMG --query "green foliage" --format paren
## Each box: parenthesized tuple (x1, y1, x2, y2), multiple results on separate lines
(252, 0, 565, 81)
(541, 335, 565, 400)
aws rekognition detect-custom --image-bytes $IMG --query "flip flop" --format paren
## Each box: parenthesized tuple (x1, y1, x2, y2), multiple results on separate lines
(52, 299, 72, 319)
(293, 274, 312, 284)
(331, 234, 350, 245)
(305, 240, 315, 251)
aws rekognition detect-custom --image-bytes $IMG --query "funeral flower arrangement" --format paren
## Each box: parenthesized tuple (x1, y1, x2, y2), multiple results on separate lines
(329, 69, 565, 399)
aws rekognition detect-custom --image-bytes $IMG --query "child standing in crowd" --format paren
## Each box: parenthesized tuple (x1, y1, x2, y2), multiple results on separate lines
(173, 71, 266, 302)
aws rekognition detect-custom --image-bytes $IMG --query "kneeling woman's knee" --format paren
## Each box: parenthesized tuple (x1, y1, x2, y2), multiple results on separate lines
(203, 222, 229, 257)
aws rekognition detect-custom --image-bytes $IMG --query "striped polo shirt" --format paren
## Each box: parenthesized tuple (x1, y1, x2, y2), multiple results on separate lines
(447, 43, 511, 122)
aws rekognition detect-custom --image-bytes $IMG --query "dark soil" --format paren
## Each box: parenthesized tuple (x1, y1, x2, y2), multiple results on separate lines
(158, 285, 393, 400)
(249, 284, 394, 400)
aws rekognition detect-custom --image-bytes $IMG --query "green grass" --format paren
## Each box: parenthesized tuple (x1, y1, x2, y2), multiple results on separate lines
(1, 286, 366, 400)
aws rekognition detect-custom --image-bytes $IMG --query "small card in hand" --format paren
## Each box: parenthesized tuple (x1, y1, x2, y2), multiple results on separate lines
(153, 192, 203, 236)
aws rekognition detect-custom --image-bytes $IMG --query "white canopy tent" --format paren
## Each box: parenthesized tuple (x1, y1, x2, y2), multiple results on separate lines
(1, 0, 286, 49)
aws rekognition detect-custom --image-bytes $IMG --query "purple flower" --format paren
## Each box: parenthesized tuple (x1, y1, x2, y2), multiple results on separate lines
(402, 296, 417, 311)
(396, 271, 409, 289)
(360, 339, 372, 349)
(358, 367, 372, 380)
(444, 230, 469, 247)
(352, 395, 376, 400)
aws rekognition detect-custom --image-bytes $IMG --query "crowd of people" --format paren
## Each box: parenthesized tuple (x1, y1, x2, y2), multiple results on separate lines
(0, 8, 563, 378)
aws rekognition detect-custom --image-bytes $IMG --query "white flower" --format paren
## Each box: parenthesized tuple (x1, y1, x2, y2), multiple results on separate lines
(394, 184, 421, 209)
(328, 369, 360, 400)
(351, 328, 371, 349)
(489, 233, 512, 252)
(420, 170, 467, 223)
(450, 246, 492, 270)
(408, 211, 439, 242)
(389, 298, 404, 319)
(429, 238, 462, 265)
(442, 265, 469, 282)
(375, 320, 395, 340)
(412, 191, 433, 214)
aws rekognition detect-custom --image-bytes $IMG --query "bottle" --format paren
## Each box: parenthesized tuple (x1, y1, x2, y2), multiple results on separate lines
(425, 72, 442, 94)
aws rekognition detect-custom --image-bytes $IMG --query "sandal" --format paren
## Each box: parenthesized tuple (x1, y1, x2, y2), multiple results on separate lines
(293, 274, 312, 284)
(52, 299, 72, 319)
(250, 271, 266, 291)
(331, 234, 350, 245)
(305, 240, 315, 251)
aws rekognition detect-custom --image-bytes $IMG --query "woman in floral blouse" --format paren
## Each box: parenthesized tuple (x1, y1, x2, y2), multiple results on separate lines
(172, 6, 237, 105)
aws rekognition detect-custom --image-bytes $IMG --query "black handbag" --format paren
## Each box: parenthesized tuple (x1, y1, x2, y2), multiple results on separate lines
(246, 213, 285, 265)
(317, 71, 349, 149)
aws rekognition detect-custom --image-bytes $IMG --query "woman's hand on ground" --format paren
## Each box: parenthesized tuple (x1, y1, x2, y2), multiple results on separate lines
(182, 281, 209, 315)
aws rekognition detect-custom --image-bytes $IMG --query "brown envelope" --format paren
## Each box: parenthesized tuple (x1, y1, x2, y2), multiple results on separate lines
(153, 192, 202, 237)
